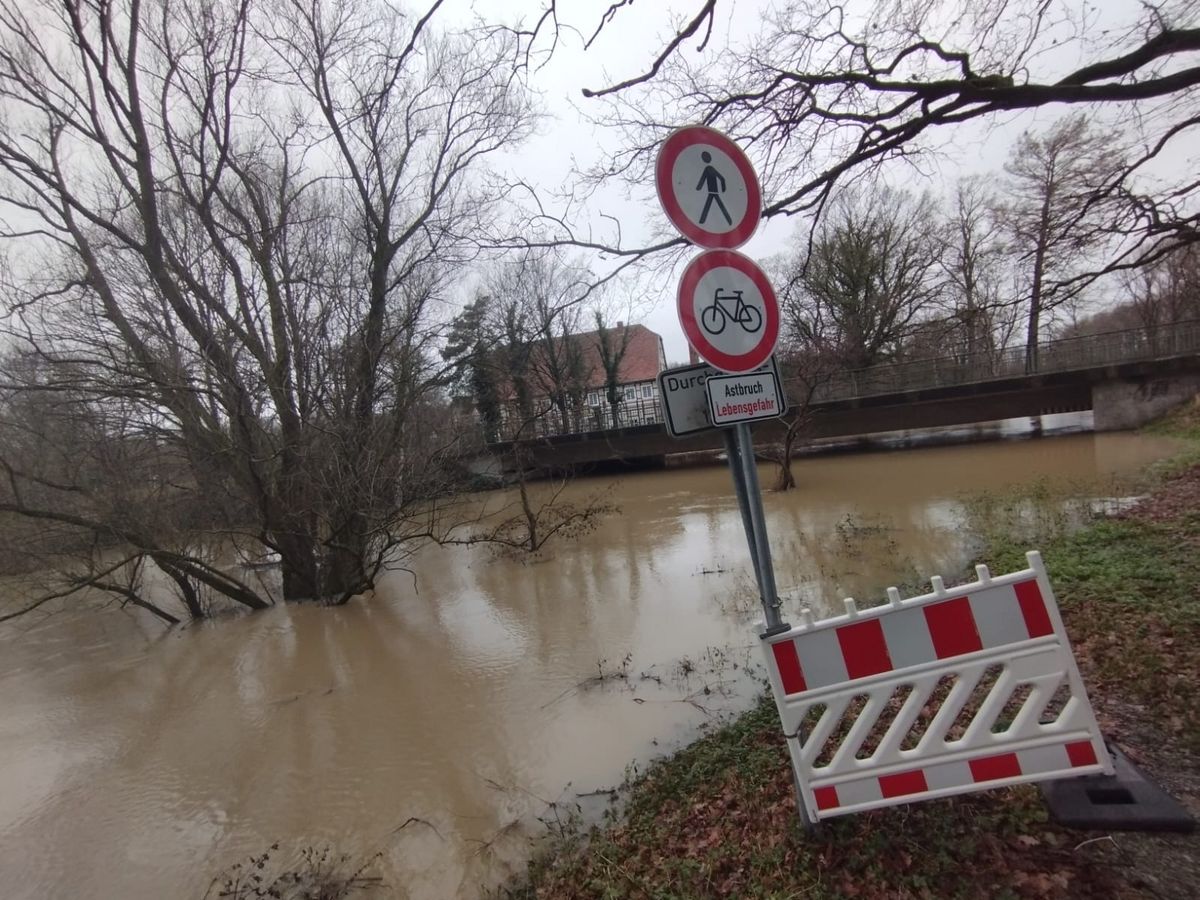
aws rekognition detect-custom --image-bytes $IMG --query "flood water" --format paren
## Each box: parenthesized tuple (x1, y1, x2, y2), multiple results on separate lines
(0, 431, 1183, 899)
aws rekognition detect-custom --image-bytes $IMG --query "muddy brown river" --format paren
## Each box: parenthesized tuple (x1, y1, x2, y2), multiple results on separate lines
(0, 432, 1182, 898)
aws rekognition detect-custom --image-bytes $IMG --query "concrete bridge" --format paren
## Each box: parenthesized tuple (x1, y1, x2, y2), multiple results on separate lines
(486, 321, 1200, 470)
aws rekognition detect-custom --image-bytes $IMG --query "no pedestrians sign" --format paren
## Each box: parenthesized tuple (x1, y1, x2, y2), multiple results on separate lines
(655, 125, 762, 249)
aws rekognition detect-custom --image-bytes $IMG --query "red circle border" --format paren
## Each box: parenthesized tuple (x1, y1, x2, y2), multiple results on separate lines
(655, 126, 762, 250)
(677, 250, 779, 373)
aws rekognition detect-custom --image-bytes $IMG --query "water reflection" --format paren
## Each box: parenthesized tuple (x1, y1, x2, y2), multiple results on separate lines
(0, 431, 1183, 899)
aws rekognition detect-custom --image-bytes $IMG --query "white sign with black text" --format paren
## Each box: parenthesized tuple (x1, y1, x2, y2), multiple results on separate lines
(706, 370, 784, 427)
(657, 356, 786, 438)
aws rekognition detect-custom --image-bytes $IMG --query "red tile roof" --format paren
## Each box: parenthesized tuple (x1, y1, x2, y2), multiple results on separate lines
(492, 323, 664, 401)
(575, 323, 663, 390)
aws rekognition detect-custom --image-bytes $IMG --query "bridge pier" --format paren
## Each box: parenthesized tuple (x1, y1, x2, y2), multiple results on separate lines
(1091, 374, 1200, 431)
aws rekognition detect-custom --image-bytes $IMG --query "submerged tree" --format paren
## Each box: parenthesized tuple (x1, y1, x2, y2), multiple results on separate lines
(440, 252, 614, 555)
(769, 344, 841, 491)
(0, 0, 538, 620)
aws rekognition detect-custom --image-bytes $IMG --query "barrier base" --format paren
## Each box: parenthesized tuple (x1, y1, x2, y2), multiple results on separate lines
(1040, 743, 1195, 833)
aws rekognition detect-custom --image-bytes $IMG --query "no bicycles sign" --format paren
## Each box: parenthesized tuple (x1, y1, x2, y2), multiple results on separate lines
(677, 250, 780, 374)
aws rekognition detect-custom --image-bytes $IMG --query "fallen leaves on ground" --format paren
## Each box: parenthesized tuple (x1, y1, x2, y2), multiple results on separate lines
(515, 459, 1200, 900)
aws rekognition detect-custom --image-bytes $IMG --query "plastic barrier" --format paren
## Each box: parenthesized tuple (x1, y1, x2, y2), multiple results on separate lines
(761, 551, 1112, 821)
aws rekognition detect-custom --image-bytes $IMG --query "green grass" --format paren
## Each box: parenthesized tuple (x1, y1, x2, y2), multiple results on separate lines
(512, 692, 1120, 899)
(1143, 400, 1200, 476)
(511, 405, 1200, 900)
(514, 493, 1200, 898)
(1027, 518, 1199, 747)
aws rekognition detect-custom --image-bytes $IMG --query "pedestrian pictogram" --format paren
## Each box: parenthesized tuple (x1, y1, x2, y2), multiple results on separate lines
(696, 152, 732, 226)
(655, 126, 762, 249)
(678, 250, 779, 373)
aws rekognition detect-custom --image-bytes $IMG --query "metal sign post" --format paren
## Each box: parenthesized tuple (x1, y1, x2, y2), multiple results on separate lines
(654, 124, 788, 635)
(656, 123, 811, 828)
(728, 424, 787, 635)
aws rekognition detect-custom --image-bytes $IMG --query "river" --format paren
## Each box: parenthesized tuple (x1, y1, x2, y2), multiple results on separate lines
(0, 430, 1182, 899)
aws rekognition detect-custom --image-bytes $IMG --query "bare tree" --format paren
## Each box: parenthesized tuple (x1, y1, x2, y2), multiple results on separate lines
(769, 344, 840, 491)
(763, 187, 942, 489)
(0, 0, 538, 619)
(468, 251, 593, 439)
(564, 0, 1200, 284)
(439, 256, 617, 556)
(1000, 115, 1124, 370)
(780, 188, 945, 370)
(1118, 243, 1200, 346)
(522, 257, 590, 434)
(939, 178, 1010, 364)
(593, 310, 634, 429)
(465, 473, 612, 556)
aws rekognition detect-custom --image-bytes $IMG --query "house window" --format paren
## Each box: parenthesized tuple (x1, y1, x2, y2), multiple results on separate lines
(641, 384, 653, 398)
(587, 392, 598, 406)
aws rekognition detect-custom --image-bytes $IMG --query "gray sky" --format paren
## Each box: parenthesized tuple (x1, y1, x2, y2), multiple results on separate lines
(446, 1, 1193, 360)
(2, 1, 1188, 370)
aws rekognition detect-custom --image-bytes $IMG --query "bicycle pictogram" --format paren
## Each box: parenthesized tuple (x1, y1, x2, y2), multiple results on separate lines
(700, 288, 763, 337)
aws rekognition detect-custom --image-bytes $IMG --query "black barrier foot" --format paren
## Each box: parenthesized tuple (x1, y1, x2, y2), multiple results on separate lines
(1040, 742, 1195, 833)
(759, 621, 792, 638)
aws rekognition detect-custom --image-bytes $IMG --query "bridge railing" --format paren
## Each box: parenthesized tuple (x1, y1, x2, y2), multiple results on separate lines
(810, 319, 1200, 404)
(486, 320, 1200, 443)
(492, 396, 667, 442)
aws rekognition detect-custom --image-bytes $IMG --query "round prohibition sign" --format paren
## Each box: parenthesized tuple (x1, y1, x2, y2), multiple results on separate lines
(655, 125, 762, 250)
(678, 250, 779, 373)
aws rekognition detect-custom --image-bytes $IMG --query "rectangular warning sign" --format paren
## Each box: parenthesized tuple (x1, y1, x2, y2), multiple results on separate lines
(657, 356, 786, 438)
(706, 371, 784, 426)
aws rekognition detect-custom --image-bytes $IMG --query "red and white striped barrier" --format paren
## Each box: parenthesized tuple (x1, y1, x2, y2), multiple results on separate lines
(762, 551, 1112, 821)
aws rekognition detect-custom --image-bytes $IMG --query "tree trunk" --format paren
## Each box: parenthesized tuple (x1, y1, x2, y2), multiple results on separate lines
(774, 415, 803, 491)
(518, 473, 538, 552)
(275, 532, 320, 602)
(1024, 299, 1040, 373)
(554, 396, 570, 433)
(1025, 257, 1043, 374)
(323, 538, 369, 604)
(1026, 193, 1053, 374)
(159, 561, 205, 619)
(964, 288, 978, 360)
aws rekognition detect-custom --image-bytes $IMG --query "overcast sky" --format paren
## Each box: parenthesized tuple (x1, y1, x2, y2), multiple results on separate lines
(448, 1, 1184, 361)
(1, 1, 1186, 365)
(8, 0, 1177, 364)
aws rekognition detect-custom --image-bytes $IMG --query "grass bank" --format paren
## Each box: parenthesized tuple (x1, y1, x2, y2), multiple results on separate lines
(511, 405, 1200, 900)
